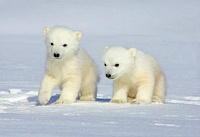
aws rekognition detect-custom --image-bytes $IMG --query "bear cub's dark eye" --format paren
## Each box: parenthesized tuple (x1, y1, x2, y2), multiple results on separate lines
(63, 44, 67, 47)
(104, 63, 107, 66)
(51, 43, 54, 46)
(115, 64, 119, 67)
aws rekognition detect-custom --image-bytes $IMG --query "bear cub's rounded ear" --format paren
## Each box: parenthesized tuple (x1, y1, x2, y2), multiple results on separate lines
(43, 28, 50, 36)
(104, 46, 109, 52)
(75, 31, 82, 40)
(129, 48, 137, 57)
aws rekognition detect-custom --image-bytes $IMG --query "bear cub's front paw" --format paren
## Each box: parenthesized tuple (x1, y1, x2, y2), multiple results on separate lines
(54, 98, 76, 104)
(130, 99, 150, 105)
(38, 91, 51, 105)
(110, 99, 127, 104)
(79, 95, 95, 101)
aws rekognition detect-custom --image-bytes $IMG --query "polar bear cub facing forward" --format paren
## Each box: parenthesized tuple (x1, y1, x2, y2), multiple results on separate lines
(38, 27, 98, 105)
(103, 46, 166, 104)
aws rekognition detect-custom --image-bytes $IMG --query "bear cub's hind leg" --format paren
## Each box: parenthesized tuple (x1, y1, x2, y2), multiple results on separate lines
(79, 82, 96, 101)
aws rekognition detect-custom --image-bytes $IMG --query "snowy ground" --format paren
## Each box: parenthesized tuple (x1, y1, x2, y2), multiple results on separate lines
(0, 0, 200, 137)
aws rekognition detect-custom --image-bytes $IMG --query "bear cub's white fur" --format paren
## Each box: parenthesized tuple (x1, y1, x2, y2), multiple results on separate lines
(103, 46, 166, 104)
(38, 27, 98, 105)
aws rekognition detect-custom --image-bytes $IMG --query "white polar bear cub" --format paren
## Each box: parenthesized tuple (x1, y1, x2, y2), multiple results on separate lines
(103, 46, 166, 104)
(38, 27, 98, 105)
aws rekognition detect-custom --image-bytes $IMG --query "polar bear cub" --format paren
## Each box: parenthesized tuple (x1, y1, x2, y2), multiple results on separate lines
(103, 46, 166, 104)
(38, 27, 98, 105)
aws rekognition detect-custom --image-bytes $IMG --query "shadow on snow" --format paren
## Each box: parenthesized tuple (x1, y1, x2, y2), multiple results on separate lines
(27, 94, 111, 106)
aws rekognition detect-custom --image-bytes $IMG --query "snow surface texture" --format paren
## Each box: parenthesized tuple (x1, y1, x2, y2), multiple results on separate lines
(0, 0, 200, 137)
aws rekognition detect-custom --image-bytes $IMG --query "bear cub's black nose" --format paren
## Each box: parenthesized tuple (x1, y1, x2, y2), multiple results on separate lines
(54, 53, 60, 58)
(106, 74, 111, 78)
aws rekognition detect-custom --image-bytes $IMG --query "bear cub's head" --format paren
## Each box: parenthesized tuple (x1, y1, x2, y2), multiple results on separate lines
(103, 46, 137, 80)
(43, 27, 82, 60)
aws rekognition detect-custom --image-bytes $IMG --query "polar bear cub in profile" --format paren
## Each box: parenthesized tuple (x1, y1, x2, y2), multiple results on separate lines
(38, 27, 98, 105)
(103, 46, 166, 104)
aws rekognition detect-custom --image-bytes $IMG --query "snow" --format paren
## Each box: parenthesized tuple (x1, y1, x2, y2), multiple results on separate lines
(0, 0, 200, 137)
(8, 89, 21, 94)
